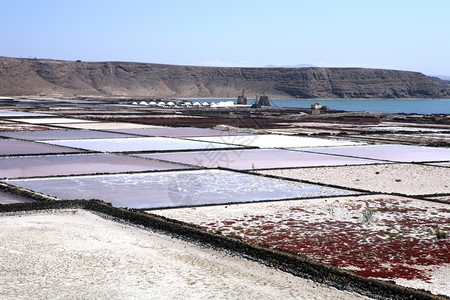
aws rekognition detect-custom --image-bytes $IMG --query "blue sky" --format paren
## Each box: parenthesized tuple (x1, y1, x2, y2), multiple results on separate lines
(1, 0, 449, 75)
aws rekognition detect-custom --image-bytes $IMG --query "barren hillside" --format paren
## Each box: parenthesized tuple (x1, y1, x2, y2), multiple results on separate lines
(1, 56, 449, 99)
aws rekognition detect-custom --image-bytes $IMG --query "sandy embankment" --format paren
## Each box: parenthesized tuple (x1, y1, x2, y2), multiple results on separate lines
(151, 195, 450, 297)
(255, 163, 450, 195)
(0, 209, 369, 299)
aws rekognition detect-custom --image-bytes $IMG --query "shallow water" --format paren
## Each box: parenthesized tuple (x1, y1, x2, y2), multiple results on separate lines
(107, 127, 254, 137)
(205, 98, 450, 114)
(8, 117, 96, 124)
(190, 134, 362, 149)
(0, 110, 54, 117)
(137, 148, 383, 170)
(41, 137, 243, 152)
(55, 122, 162, 130)
(0, 129, 135, 140)
(299, 145, 450, 162)
(4, 170, 357, 208)
(0, 153, 191, 179)
(0, 140, 85, 155)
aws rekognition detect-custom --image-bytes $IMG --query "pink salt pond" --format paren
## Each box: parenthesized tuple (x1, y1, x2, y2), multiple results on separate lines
(0, 139, 85, 155)
(137, 148, 383, 170)
(0, 110, 54, 117)
(4, 170, 357, 209)
(0, 153, 191, 179)
(0, 129, 135, 141)
(8, 117, 96, 124)
(40, 137, 242, 153)
(105, 127, 254, 138)
(299, 145, 450, 162)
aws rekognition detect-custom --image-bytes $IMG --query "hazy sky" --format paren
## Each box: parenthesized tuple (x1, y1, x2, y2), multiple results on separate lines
(2, 0, 449, 75)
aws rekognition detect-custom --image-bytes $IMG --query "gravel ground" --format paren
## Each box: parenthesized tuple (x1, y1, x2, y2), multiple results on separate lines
(0, 209, 369, 300)
(151, 195, 450, 297)
(255, 163, 450, 195)
(425, 162, 450, 167)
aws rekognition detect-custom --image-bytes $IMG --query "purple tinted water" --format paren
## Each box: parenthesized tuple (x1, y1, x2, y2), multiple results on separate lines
(0, 153, 192, 179)
(137, 149, 383, 170)
(106, 127, 254, 137)
(299, 145, 450, 162)
(41, 137, 242, 152)
(0, 129, 135, 140)
(4, 170, 357, 209)
(0, 140, 85, 155)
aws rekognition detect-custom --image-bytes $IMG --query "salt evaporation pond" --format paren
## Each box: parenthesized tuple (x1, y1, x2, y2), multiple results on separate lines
(0, 129, 135, 140)
(0, 154, 191, 179)
(0, 190, 34, 204)
(8, 117, 96, 124)
(56, 122, 163, 130)
(107, 127, 254, 137)
(300, 145, 450, 162)
(190, 134, 362, 148)
(0, 110, 54, 117)
(41, 137, 243, 152)
(4, 170, 358, 209)
(0, 139, 85, 155)
(137, 148, 384, 170)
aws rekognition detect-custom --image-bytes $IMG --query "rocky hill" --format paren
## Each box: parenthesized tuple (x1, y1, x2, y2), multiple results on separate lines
(1, 56, 449, 99)
(431, 76, 450, 91)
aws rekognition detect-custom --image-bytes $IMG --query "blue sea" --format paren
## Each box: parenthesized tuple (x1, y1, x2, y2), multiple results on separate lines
(206, 98, 450, 115)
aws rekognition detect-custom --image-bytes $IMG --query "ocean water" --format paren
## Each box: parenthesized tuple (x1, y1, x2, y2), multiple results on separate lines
(205, 98, 450, 114)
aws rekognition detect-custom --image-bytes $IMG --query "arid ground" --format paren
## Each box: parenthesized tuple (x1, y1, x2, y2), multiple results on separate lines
(0, 98, 449, 299)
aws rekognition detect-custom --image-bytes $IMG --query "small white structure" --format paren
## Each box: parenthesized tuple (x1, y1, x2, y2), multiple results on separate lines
(311, 103, 323, 110)
(311, 103, 329, 110)
(167, 101, 175, 107)
(192, 102, 201, 107)
(139, 101, 148, 106)
(212, 101, 235, 107)
(132, 102, 138, 105)
(157, 102, 166, 107)
(149, 101, 157, 106)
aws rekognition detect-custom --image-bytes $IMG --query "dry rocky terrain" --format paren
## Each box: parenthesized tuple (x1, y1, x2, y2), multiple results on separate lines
(1, 56, 449, 99)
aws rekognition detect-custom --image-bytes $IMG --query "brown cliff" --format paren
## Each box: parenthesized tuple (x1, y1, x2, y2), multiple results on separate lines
(1, 56, 449, 99)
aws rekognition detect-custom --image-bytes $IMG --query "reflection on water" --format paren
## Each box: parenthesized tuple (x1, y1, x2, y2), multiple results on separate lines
(0, 153, 191, 179)
(107, 127, 254, 137)
(137, 148, 382, 170)
(190, 135, 361, 148)
(0, 129, 134, 141)
(300, 145, 450, 162)
(5, 170, 358, 209)
(0, 139, 85, 155)
(41, 137, 242, 152)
